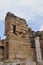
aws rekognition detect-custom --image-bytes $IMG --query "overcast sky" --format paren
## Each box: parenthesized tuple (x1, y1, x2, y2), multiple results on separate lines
(0, 0, 43, 39)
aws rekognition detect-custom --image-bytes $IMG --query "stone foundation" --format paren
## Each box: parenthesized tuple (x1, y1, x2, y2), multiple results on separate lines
(1, 61, 43, 65)
(0, 61, 36, 65)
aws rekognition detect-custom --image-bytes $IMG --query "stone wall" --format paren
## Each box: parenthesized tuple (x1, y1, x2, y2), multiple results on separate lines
(5, 12, 32, 61)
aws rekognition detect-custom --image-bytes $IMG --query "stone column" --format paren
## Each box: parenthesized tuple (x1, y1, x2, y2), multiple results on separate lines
(35, 36, 42, 62)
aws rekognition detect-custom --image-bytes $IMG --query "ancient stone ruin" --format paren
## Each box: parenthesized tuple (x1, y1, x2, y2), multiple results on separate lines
(0, 12, 43, 65)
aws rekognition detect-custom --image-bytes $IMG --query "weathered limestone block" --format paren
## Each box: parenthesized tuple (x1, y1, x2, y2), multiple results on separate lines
(26, 61, 36, 65)
(0, 62, 4, 65)
(37, 62, 43, 65)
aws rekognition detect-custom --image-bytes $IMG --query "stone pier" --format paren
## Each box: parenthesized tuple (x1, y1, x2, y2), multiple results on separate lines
(35, 36, 42, 62)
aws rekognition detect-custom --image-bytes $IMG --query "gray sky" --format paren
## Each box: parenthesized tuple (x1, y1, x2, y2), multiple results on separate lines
(0, 0, 43, 39)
